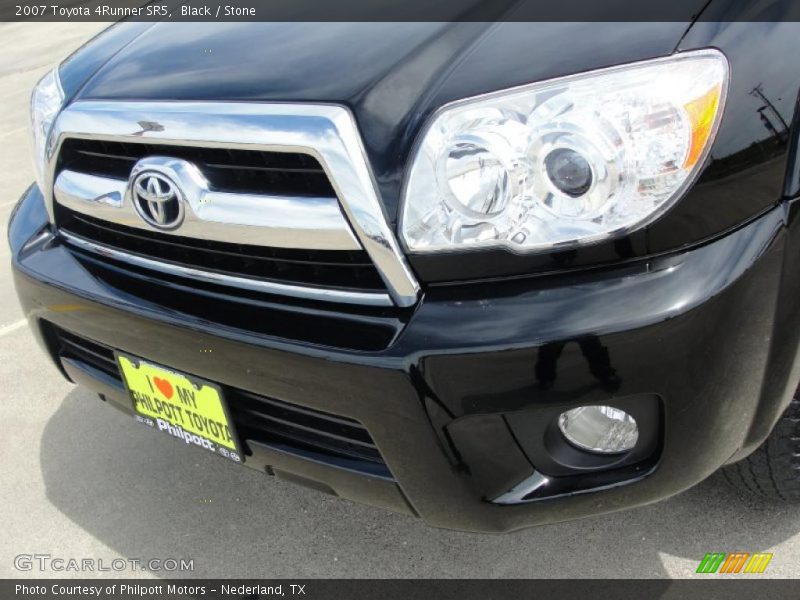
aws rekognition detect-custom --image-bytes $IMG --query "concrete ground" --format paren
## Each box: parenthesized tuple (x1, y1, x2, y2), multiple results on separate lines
(1, 22, 799, 580)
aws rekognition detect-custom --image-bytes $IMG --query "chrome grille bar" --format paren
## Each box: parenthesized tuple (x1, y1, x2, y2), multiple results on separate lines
(54, 167, 362, 251)
(61, 230, 395, 307)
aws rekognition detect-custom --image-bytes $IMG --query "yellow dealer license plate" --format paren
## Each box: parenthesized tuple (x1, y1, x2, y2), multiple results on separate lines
(117, 354, 242, 464)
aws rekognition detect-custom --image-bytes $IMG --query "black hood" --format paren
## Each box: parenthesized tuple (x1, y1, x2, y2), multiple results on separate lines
(60, 21, 693, 219)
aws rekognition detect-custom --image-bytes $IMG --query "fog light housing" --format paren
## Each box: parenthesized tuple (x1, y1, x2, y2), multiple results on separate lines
(558, 406, 638, 454)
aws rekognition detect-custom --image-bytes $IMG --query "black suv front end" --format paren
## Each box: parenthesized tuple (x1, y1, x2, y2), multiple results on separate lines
(10, 19, 800, 531)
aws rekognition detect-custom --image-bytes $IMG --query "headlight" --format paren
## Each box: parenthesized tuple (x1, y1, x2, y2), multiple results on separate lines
(400, 49, 728, 253)
(30, 68, 65, 194)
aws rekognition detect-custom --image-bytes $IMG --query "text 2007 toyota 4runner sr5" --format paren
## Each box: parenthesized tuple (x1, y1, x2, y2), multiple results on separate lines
(10, 15, 800, 532)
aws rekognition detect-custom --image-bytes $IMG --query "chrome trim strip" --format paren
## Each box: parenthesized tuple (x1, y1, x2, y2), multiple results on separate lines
(46, 101, 420, 306)
(60, 231, 394, 307)
(54, 161, 362, 251)
(491, 471, 551, 505)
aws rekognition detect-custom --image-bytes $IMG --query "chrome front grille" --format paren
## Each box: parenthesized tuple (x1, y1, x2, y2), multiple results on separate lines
(45, 101, 419, 307)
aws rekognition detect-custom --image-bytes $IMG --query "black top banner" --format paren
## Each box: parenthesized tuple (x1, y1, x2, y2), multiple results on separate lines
(3, 0, 800, 22)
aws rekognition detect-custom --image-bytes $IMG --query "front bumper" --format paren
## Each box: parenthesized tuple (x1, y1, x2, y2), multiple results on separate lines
(10, 185, 800, 532)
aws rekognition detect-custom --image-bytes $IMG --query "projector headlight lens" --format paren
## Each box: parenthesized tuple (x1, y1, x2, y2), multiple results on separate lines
(401, 49, 728, 253)
(544, 148, 593, 198)
(558, 405, 639, 454)
(30, 67, 65, 195)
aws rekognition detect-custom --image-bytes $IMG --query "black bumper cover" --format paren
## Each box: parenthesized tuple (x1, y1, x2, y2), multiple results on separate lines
(10, 185, 800, 532)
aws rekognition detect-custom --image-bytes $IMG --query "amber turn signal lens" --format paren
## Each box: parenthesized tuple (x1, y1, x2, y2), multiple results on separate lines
(684, 84, 723, 169)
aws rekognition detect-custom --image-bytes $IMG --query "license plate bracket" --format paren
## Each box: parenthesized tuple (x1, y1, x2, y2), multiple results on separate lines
(116, 353, 243, 464)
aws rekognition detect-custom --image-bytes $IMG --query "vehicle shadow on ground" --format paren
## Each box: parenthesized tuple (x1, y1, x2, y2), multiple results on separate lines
(40, 388, 800, 578)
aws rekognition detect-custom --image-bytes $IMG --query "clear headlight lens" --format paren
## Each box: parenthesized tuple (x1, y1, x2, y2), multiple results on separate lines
(30, 68, 65, 193)
(401, 50, 728, 253)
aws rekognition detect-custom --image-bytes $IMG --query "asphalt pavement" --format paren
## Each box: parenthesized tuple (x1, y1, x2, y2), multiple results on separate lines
(1, 22, 799, 579)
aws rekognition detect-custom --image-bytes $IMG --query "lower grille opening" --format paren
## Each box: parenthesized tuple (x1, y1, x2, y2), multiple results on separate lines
(48, 324, 392, 480)
(58, 329, 118, 376)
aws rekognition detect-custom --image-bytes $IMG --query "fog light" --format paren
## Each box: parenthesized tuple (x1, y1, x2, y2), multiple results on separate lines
(557, 406, 638, 454)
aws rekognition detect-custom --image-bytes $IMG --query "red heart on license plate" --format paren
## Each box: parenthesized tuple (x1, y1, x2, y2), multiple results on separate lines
(153, 377, 174, 399)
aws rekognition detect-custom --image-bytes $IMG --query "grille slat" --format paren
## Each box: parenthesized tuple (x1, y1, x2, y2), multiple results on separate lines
(69, 213, 374, 267)
(233, 413, 384, 465)
(57, 206, 387, 292)
(62, 338, 116, 368)
(60, 139, 335, 197)
(235, 407, 378, 452)
(49, 325, 391, 478)
(58, 330, 119, 378)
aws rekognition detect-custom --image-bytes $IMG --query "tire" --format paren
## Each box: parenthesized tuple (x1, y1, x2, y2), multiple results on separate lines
(722, 396, 800, 501)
